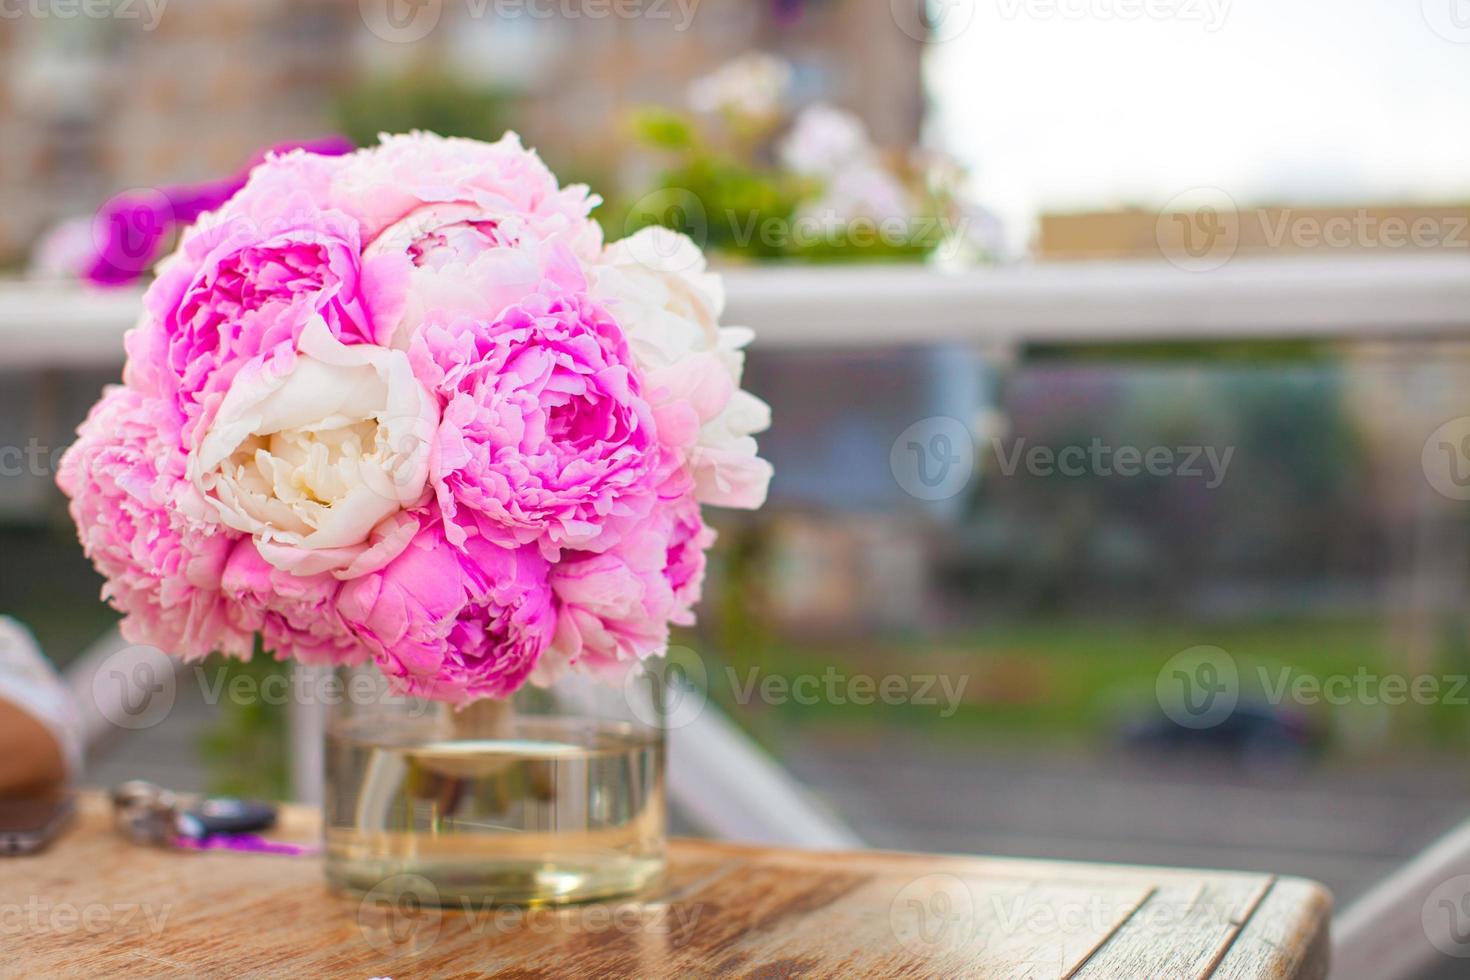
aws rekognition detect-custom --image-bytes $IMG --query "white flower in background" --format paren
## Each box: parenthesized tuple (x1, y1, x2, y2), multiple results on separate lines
(593, 227, 773, 509)
(188, 318, 438, 575)
(28, 216, 94, 281)
(687, 52, 793, 120)
(778, 103, 875, 177)
(799, 164, 915, 230)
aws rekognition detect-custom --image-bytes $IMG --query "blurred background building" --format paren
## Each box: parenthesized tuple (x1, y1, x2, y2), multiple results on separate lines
(0, 0, 924, 264)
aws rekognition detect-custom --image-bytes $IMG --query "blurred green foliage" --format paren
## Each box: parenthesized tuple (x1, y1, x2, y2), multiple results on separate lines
(198, 644, 290, 800)
(622, 157, 812, 260)
(618, 106, 951, 263)
(335, 69, 518, 148)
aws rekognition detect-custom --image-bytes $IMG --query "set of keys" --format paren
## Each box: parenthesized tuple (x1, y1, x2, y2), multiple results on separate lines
(110, 781, 318, 856)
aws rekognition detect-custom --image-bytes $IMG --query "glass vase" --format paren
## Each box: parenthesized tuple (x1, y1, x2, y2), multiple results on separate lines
(323, 665, 666, 907)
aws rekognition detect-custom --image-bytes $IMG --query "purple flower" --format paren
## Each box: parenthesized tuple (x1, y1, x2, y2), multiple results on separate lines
(81, 136, 354, 287)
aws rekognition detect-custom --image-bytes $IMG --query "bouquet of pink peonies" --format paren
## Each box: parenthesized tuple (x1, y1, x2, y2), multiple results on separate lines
(58, 132, 772, 704)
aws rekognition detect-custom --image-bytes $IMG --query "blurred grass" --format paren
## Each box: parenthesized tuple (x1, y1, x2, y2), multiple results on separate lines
(705, 618, 1470, 754)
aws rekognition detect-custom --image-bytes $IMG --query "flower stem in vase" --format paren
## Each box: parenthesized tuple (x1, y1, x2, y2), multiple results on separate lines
(450, 696, 516, 741)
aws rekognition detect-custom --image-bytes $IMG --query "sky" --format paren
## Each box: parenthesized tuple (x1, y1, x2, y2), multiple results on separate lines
(927, 0, 1470, 253)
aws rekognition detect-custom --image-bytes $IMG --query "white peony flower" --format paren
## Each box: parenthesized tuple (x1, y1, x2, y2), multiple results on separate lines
(187, 318, 439, 576)
(593, 227, 772, 509)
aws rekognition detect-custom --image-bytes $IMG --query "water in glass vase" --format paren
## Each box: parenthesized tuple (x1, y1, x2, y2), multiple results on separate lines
(324, 712, 665, 907)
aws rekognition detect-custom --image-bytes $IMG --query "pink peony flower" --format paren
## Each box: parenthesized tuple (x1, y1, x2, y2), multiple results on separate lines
(128, 149, 409, 445)
(345, 132, 603, 347)
(665, 497, 717, 627)
(337, 521, 555, 702)
(537, 500, 713, 683)
(220, 541, 369, 667)
(335, 131, 602, 259)
(410, 285, 662, 559)
(60, 132, 772, 701)
(57, 386, 251, 661)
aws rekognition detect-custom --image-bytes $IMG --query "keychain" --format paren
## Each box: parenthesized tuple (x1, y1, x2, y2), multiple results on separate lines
(110, 781, 319, 857)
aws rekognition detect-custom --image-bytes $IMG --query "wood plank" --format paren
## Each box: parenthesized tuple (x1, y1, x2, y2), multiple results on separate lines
(1069, 873, 1277, 979)
(3, 795, 1330, 979)
(1214, 879, 1333, 980)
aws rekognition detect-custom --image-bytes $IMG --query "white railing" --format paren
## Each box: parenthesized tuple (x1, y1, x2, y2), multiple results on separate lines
(4, 254, 1469, 368)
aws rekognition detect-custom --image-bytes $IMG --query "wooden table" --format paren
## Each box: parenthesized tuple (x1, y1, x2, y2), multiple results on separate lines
(7, 795, 1330, 978)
